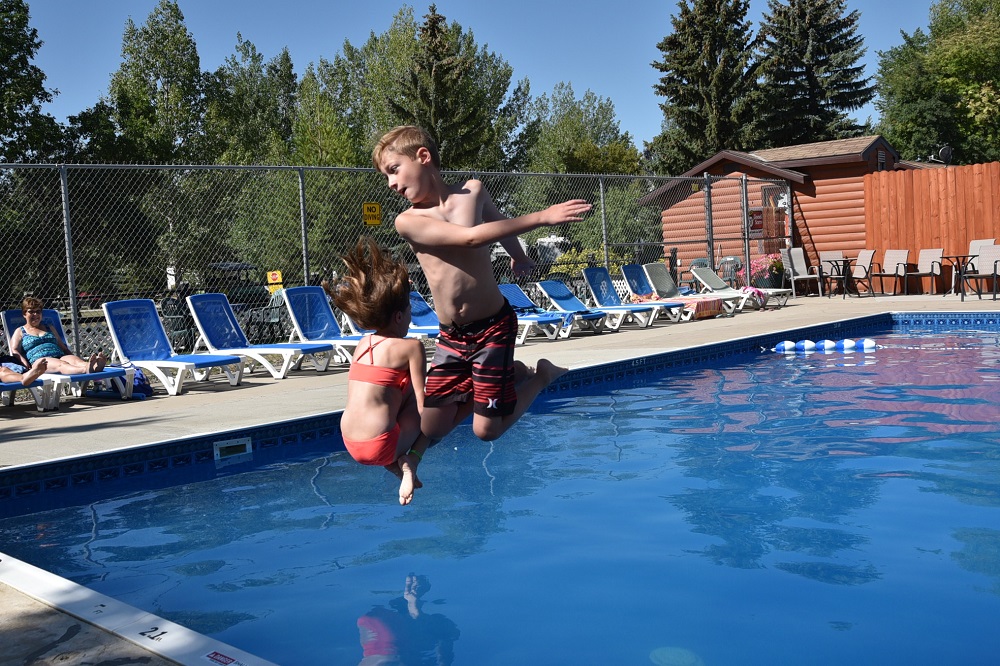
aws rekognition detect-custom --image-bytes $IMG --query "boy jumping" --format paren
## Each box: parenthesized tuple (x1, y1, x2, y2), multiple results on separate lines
(373, 125, 591, 442)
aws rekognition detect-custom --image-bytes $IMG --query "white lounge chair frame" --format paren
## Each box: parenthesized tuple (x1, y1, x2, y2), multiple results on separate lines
(691, 267, 791, 309)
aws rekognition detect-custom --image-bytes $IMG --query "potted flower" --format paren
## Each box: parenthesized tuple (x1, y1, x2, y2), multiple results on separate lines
(737, 253, 784, 289)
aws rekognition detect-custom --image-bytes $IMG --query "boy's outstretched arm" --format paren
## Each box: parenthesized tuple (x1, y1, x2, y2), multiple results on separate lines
(396, 199, 591, 249)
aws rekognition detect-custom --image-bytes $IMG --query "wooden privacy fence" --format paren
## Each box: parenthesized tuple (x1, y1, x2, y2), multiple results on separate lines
(865, 162, 1000, 256)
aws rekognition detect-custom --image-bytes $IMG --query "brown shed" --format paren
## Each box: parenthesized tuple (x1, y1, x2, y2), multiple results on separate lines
(639, 135, 909, 273)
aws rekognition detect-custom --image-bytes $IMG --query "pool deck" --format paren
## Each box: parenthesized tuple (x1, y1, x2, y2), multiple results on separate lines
(2, 291, 997, 664)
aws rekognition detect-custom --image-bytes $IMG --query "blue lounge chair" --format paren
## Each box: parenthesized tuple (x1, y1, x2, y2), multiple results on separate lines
(1, 377, 55, 411)
(583, 266, 688, 323)
(496, 283, 569, 343)
(532, 280, 617, 333)
(186, 293, 333, 378)
(280, 286, 364, 364)
(2, 308, 133, 403)
(407, 291, 442, 338)
(103, 299, 244, 396)
(622, 264, 730, 319)
(577, 268, 659, 327)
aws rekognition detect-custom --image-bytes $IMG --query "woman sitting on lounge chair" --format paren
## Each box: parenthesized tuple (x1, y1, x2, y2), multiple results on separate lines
(9, 297, 107, 374)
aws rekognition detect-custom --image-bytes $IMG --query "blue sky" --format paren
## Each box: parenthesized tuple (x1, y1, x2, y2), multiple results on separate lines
(27, 0, 935, 148)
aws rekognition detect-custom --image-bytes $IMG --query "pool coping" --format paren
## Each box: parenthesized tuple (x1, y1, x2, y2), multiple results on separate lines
(0, 551, 279, 665)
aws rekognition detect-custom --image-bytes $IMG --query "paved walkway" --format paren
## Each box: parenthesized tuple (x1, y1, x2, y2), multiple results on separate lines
(1, 292, 996, 664)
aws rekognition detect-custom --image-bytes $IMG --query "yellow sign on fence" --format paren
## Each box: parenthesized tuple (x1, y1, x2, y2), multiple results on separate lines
(267, 270, 283, 294)
(363, 202, 382, 226)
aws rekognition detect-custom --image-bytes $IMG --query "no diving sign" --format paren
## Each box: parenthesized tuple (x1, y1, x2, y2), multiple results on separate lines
(363, 202, 382, 226)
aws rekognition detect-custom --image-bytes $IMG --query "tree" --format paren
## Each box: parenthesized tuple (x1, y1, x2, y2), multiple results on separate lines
(876, 0, 1000, 164)
(755, 0, 874, 147)
(527, 83, 639, 175)
(387, 4, 534, 171)
(291, 67, 355, 166)
(105, 0, 204, 163)
(874, 31, 962, 161)
(649, 0, 758, 174)
(0, 0, 61, 161)
(203, 35, 297, 164)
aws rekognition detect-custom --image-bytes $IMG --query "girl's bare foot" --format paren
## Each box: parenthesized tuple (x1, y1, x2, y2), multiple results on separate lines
(22, 359, 48, 385)
(535, 358, 568, 385)
(398, 453, 424, 505)
(94, 351, 108, 372)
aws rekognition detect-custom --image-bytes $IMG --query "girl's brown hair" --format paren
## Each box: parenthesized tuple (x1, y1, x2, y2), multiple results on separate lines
(325, 237, 410, 332)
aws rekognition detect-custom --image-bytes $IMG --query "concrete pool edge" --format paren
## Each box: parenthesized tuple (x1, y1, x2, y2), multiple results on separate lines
(0, 551, 279, 665)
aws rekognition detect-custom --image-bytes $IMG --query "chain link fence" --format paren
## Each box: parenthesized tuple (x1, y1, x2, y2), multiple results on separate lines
(0, 164, 790, 357)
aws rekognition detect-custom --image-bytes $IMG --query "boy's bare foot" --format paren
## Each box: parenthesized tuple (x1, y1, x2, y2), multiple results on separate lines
(535, 358, 568, 385)
(398, 453, 424, 506)
(22, 359, 47, 385)
(513, 360, 535, 386)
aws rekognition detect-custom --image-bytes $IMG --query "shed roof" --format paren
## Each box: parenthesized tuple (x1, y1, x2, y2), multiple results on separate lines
(638, 135, 898, 208)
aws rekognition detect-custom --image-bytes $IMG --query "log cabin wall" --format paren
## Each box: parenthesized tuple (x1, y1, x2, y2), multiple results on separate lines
(659, 178, 757, 273)
(790, 163, 868, 265)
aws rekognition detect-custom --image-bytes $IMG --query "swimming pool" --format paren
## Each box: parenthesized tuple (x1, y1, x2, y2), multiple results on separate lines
(2, 314, 999, 664)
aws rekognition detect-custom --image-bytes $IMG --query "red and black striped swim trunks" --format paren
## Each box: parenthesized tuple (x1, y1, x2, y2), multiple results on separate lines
(424, 299, 518, 417)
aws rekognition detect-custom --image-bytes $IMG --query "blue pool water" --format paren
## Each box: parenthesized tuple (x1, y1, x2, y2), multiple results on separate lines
(2, 330, 1000, 664)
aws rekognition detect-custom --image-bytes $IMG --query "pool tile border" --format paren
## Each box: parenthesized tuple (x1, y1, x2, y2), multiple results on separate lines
(1, 311, 997, 517)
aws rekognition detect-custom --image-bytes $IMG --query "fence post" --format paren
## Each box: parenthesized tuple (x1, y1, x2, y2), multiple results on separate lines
(59, 165, 81, 351)
(783, 181, 793, 246)
(703, 173, 715, 269)
(741, 174, 751, 286)
(297, 168, 310, 286)
(598, 176, 609, 269)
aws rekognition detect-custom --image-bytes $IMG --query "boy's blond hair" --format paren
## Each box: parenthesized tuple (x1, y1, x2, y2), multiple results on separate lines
(372, 126, 440, 170)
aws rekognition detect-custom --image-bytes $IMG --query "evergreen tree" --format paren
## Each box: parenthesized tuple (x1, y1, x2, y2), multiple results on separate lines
(316, 5, 534, 171)
(292, 67, 355, 166)
(649, 0, 758, 175)
(0, 0, 61, 161)
(755, 0, 874, 147)
(388, 4, 497, 169)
